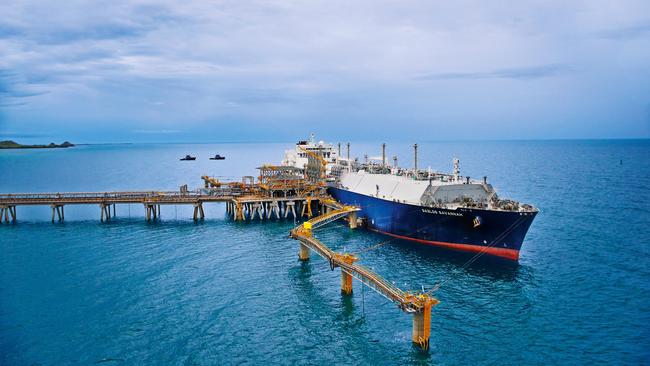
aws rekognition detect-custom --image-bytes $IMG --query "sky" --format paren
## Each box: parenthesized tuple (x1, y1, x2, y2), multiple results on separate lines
(0, 0, 649, 143)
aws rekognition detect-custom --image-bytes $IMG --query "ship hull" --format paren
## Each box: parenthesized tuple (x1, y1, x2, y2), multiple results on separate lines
(328, 187, 536, 261)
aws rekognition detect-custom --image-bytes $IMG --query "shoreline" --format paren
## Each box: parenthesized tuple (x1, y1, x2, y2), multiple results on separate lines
(0, 140, 75, 150)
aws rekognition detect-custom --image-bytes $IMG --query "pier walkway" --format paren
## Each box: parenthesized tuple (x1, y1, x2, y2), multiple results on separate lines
(0, 188, 334, 224)
(290, 200, 439, 350)
(0, 190, 234, 222)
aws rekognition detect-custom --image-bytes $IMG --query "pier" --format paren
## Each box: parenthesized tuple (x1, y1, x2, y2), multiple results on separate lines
(0, 190, 328, 223)
(0, 190, 230, 222)
(0, 159, 440, 351)
(290, 198, 439, 350)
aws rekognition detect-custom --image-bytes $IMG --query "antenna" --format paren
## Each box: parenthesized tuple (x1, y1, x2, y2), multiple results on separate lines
(413, 143, 418, 171)
(346, 142, 351, 172)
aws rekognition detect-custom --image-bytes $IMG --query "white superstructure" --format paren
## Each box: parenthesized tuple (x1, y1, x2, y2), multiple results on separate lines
(281, 133, 340, 175)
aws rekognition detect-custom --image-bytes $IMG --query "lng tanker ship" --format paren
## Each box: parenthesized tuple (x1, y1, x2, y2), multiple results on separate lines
(282, 135, 537, 261)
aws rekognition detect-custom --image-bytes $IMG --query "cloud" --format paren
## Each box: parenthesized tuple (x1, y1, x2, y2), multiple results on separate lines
(0, 69, 48, 106)
(132, 129, 181, 134)
(0, 0, 648, 140)
(415, 64, 573, 81)
(593, 21, 650, 40)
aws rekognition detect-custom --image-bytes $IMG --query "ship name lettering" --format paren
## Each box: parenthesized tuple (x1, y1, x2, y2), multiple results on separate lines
(421, 209, 463, 217)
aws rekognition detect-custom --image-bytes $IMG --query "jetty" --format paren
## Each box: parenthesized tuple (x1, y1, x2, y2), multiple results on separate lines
(0, 155, 439, 350)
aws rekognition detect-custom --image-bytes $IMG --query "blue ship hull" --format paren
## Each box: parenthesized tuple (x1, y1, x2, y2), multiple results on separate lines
(328, 187, 536, 261)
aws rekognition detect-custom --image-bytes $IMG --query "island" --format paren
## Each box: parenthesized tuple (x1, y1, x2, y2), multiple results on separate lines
(0, 140, 75, 149)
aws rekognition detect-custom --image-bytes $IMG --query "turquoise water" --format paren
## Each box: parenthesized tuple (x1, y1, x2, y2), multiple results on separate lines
(1, 140, 649, 365)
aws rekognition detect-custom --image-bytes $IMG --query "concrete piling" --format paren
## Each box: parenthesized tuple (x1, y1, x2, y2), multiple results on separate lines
(101, 203, 112, 222)
(144, 203, 160, 222)
(285, 201, 296, 218)
(1, 205, 16, 223)
(51, 204, 65, 222)
(193, 202, 205, 221)
(268, 201, 280, 219)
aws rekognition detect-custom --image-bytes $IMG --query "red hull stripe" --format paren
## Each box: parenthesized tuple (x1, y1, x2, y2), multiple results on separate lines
(368, 228, 520, 261)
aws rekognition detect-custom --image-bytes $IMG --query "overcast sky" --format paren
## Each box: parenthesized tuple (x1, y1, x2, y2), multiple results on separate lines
(1, 0, 649, 142)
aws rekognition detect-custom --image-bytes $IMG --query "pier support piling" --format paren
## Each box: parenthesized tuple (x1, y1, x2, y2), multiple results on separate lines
(144, 203, 159, 222)
(251, 203, 263, 220)
(285, 201, 296, 218)
(1, 205, 16, 223)
(268, 201, 280, 219)
(301, 199, 313, 218)
(335, 254, 358, 295)
(341, 270, 353, 295)
(298, 243, 310, 261)
(348, 211, 358, 229)
(412, 301, 433, 351)
(100, 203, 112, 222)
(244, 203, 251, 220)
(233, 201, 244, 221)
(193, 202, 205, 221)
(50, 204, 64, 222)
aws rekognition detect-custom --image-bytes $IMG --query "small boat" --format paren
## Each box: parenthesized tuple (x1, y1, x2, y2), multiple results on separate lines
(209, 154, 226, 160)
(180, 155, 196, 161)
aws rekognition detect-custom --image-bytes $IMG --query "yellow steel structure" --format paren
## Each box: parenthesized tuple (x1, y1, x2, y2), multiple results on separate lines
(298, 145, 327, 185)
(333, 253, 358, 295)
(303, 196, 313, 218)
(201, 176, 222, 188)
(290, 200, 440, 351)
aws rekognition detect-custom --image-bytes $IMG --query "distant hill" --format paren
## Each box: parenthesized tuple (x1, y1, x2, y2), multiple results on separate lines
(0, 140, 75, 149)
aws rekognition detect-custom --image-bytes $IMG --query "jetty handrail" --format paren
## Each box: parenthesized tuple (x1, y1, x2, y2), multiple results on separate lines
(0, 190, 200, 198)
(290, 204, 437, 313)
(0, 189, 248, 202)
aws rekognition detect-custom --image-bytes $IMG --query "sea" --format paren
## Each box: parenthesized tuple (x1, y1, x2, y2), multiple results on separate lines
(1, 140, 649, 365)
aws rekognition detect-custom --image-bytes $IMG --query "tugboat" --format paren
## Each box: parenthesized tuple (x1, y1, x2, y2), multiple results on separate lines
(209, 154, 226, 160)
(180, 155, 196, 161)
